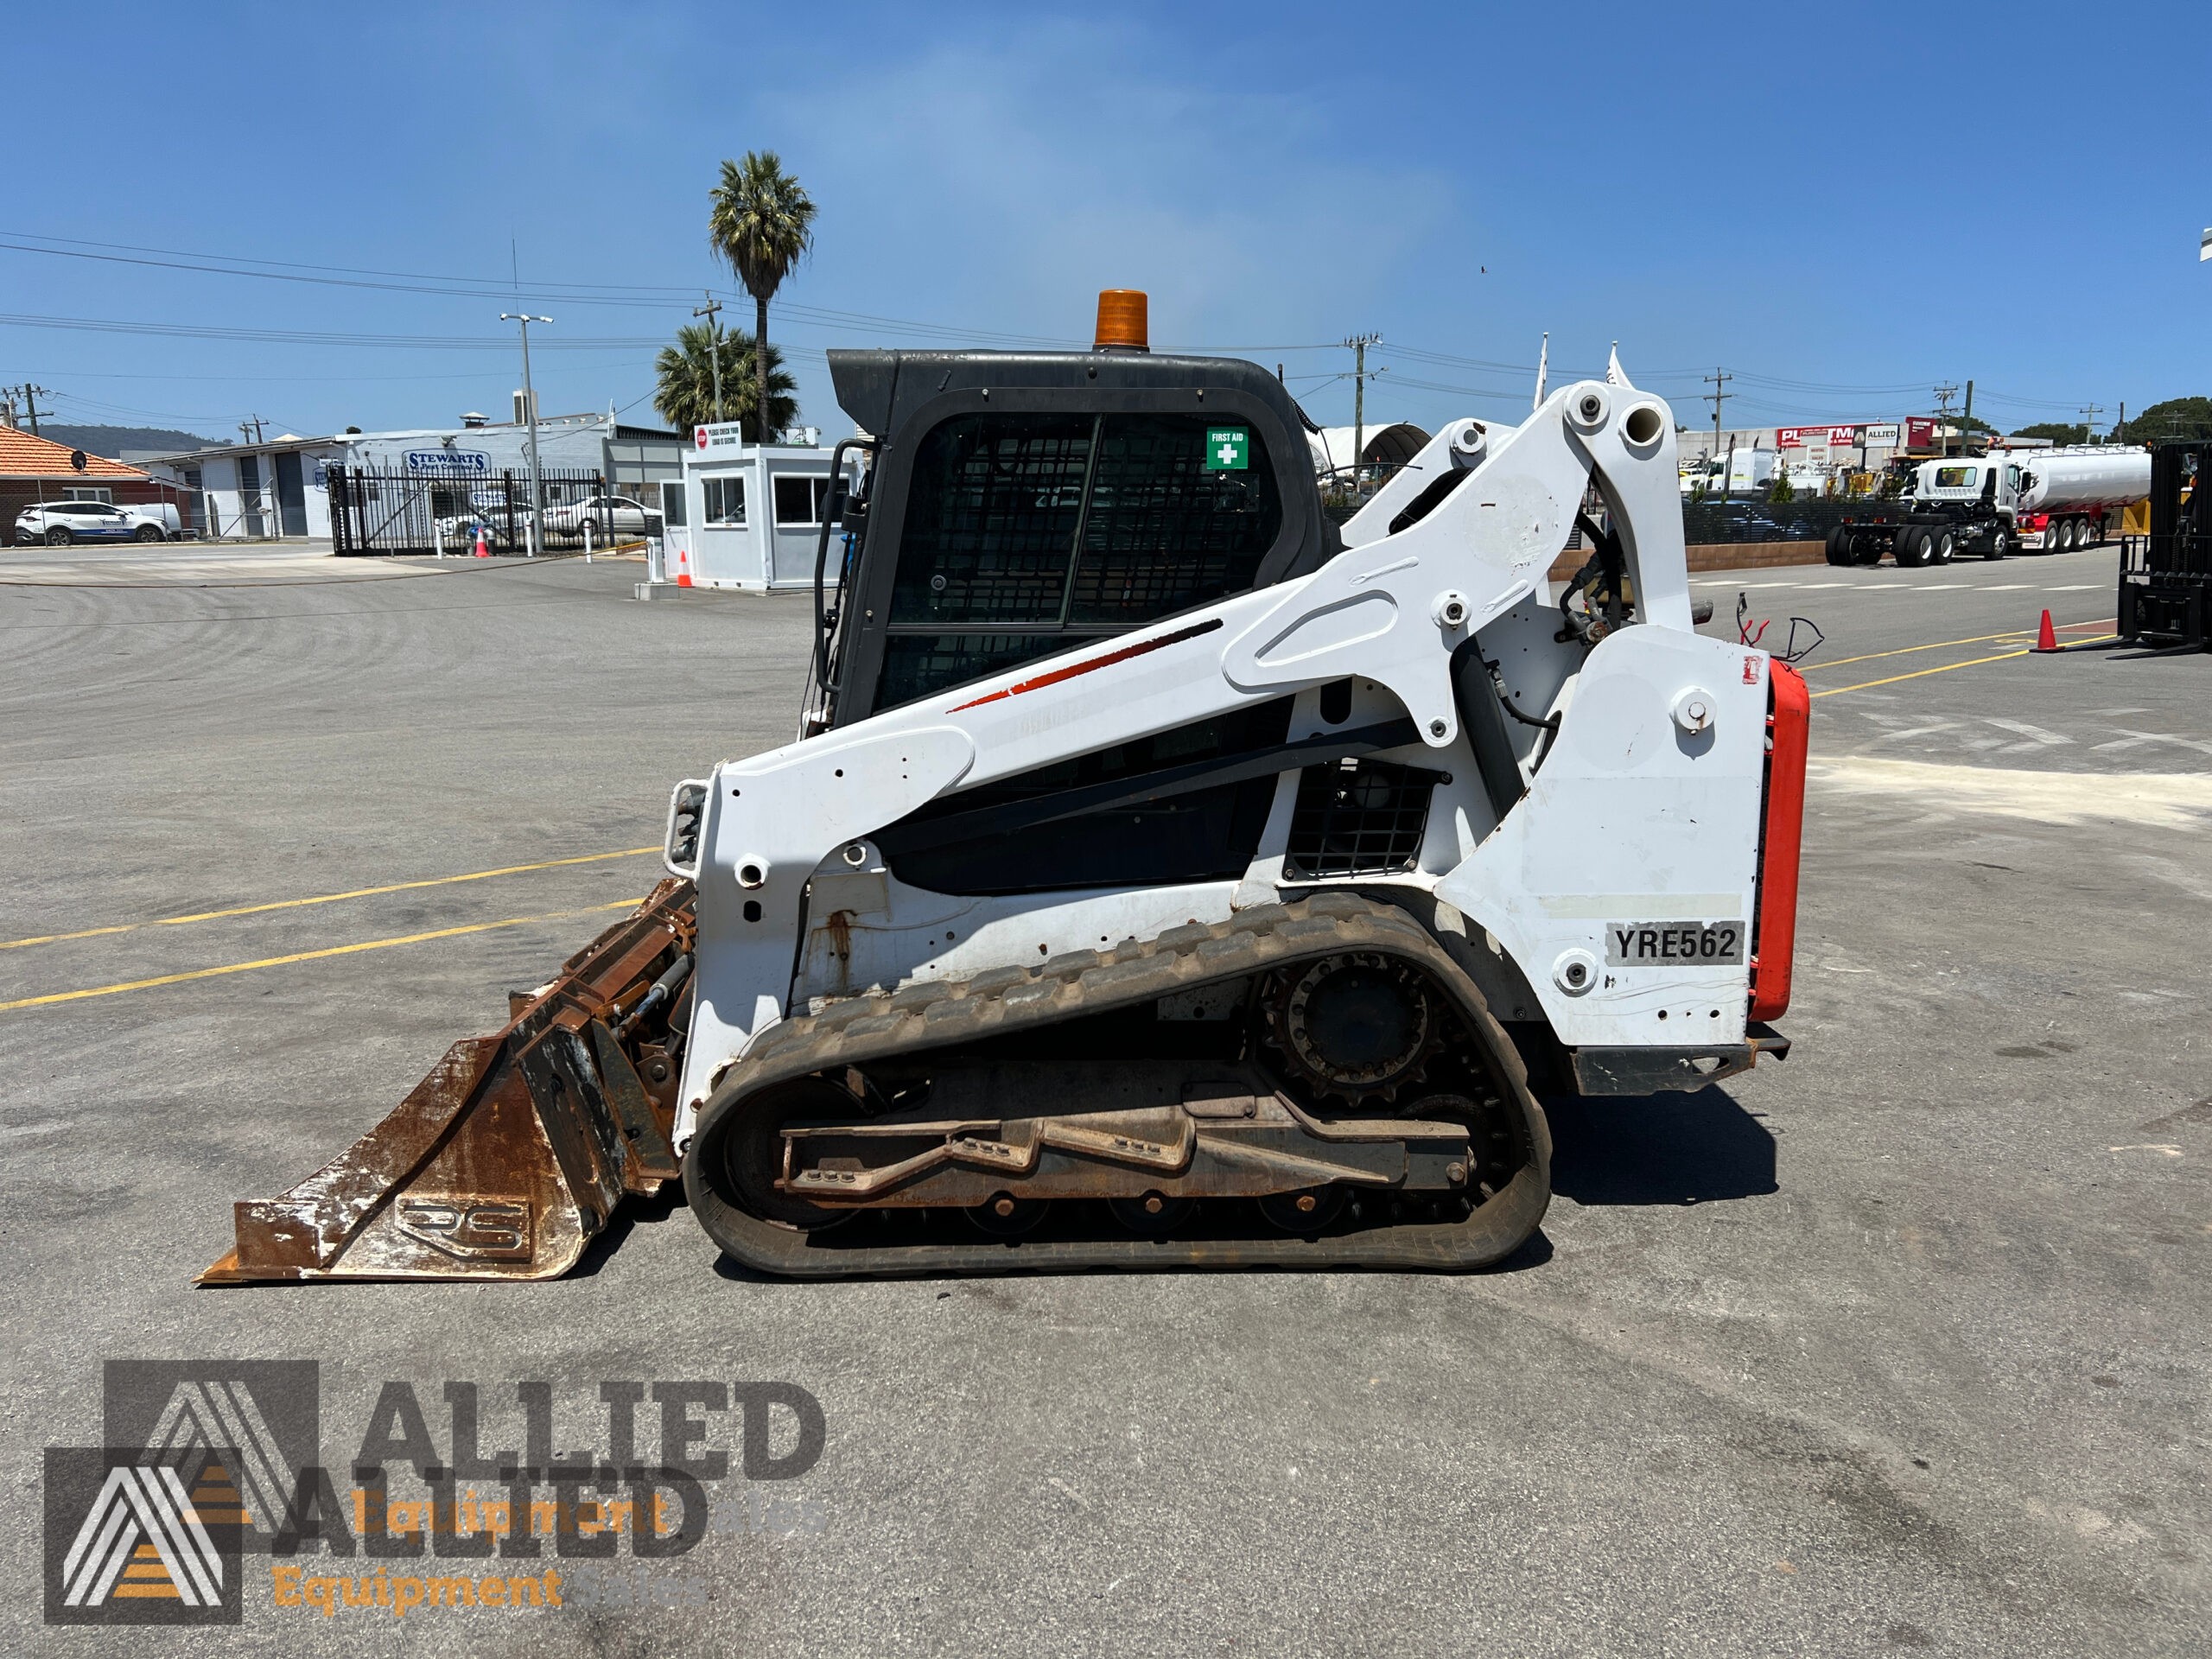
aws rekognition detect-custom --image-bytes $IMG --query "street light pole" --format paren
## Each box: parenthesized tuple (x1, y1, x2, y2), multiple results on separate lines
(502, 313, 552, 557)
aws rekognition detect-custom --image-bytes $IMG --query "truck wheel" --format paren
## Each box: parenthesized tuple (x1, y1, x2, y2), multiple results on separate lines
(1856, 535, 1884, 566)
(1896, 528, 1929, 568)
(1985, 527, 2009, 560)
(2083, 516, 2104, 548)
(1934, 530, 1955, 564)
(1825, 526, 1851, 567)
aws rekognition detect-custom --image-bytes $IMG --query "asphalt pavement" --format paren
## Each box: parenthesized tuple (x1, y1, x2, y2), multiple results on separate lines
(2, 539, 2204, 1656)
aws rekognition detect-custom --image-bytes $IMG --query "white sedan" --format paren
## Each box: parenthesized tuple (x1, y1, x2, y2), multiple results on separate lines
(541, 495, 654, 537)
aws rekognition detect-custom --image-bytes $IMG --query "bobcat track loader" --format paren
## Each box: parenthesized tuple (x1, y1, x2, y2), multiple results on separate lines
(200, 292, 1807, 1285)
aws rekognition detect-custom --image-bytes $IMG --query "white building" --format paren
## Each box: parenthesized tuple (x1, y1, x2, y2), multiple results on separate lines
(144, 410, 683, 540)
(658, 423, 863, 590)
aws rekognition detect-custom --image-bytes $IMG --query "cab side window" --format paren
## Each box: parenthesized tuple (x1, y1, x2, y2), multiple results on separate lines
(879, 411, 1281, 708)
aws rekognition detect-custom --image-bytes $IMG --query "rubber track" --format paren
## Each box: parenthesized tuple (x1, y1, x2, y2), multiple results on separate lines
(683, 893, 1553, 1276)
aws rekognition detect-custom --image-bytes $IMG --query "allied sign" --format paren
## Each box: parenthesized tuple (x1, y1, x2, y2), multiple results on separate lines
(1204, 427, 1249, 471)
(404, 450, 489, 476)
(1861, 423, 1902, 446)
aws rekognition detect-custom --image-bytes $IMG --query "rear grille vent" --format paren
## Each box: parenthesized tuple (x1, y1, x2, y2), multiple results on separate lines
(1284, 759, 1443, 880)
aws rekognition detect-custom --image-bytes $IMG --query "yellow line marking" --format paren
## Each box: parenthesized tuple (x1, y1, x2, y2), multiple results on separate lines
(1811, 650, 2031, 697)
(1797, 628, 2035, 671)
(0, 899, 641, 1014)
(0, 848, 658, 952)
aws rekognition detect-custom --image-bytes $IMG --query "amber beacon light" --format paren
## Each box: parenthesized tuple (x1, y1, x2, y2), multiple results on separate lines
(1093, 289, 1149, 353)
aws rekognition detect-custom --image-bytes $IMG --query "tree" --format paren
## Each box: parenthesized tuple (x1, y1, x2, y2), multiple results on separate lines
(2011, 422, 2089, 444)
(653, 322, 798, 437)
(2120, 397, 2212, 443)
(708, 152, 817, 442)
(1767, 471, 1796, 504)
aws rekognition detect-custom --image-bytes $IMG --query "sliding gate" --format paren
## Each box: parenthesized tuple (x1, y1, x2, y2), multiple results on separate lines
(328, 465, 608, 556)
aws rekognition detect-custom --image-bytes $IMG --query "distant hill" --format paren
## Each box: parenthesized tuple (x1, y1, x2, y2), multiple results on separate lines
(32, 423, 226, 459)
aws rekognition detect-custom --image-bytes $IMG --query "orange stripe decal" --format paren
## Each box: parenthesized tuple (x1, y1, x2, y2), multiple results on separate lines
(948, 619, 1224, 712)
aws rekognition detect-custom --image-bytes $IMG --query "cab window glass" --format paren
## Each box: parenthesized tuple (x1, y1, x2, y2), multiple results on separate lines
(1069, 415, 1280, 625)
(891, 414, 1093, 625)
(1935, 466, 1974, 489)
(880, 411, 1282, 707)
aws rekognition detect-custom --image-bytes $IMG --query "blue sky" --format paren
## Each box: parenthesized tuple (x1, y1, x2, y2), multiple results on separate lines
(6, 2, 2205, 445)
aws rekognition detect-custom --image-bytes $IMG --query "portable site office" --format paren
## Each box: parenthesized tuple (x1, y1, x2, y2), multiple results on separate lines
(659, 423, 864, 590)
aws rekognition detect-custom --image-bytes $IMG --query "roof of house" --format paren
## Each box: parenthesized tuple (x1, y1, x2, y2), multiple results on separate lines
(0, 426, 149, 481)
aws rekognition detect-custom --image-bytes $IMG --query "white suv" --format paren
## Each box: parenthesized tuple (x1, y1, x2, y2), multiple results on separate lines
(14, 499, 181, 545)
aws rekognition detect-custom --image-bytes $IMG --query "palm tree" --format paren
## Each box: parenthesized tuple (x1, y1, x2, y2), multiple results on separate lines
(708, 151, 817, 441)
(653, 322, 798, 436)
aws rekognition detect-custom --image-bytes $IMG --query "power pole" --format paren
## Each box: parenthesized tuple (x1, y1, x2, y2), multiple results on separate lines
(1961, 379, 1974, 453)
(0, 387, 15, 429)
(501, 313, 552, 557)
(19, 383, 49, 436)
(2078, 404, 2107, 444)
(692, 293, 724, 426)
(1702, 369, 1731, 494)
(1343, 334, 1382, 497)
(2117, 400, 2126, 443)
(1932, 385, 1959, 456)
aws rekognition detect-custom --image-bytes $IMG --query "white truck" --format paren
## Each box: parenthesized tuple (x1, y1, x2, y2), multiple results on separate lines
(1679, 448, 1775, 497)
(1824, 445, 2152, 566)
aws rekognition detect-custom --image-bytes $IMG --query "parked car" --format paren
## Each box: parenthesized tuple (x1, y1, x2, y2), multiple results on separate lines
(541, 495, 654, 537)
(14, 499, 180, 545)
(433, 505, 531, 546)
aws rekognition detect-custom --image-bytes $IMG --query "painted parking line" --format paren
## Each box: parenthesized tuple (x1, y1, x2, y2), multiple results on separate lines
(0, 899, 642, 1014)
(0, 847, 660, 952)
(1797, 627, 2040, 673)
(1809, 632, 2118, 699)
(1810, 650, 2031, 698)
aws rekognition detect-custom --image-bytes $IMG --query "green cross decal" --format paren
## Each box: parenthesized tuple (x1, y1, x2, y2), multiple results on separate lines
(1205, 427, 1249, 471)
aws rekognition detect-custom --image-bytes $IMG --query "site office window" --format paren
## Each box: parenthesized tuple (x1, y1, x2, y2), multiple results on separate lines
(876, 410, 1283, 709)
(63, 487, 113, 503)
(703, 476, 746, 526)
(773, 474, 839, 529)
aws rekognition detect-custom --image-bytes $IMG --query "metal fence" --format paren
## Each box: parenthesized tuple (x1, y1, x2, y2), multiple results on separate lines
(1681, 496, 1901, 547)
(328, 466, 630, 556)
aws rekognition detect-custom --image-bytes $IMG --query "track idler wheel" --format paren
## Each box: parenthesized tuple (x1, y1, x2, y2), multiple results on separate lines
(718, 1075, 861, 1233)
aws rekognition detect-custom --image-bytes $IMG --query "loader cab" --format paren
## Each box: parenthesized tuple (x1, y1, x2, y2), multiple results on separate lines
(814, 346, 1335, 729)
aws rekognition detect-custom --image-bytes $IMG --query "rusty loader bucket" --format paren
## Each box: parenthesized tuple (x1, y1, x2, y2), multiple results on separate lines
(199, 880, 697, 1284)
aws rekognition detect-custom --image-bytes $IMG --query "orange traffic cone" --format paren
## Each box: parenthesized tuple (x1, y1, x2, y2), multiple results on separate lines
(675, 543, 693, 588)
(473, 524, 489, 559)
(2032, 609, 2058, 652)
